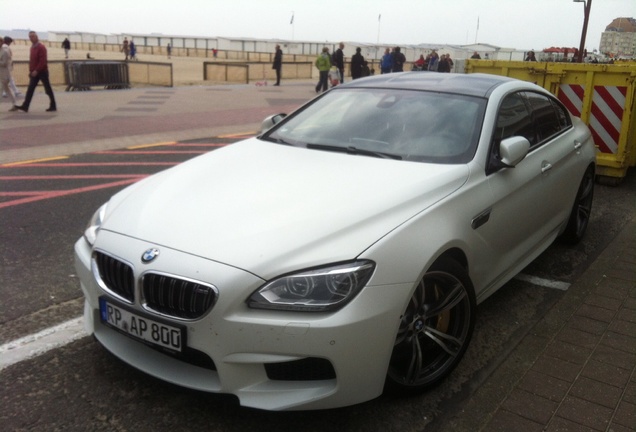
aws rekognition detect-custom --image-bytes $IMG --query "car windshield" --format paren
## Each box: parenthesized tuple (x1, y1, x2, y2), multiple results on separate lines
(264, 88, 486, 164)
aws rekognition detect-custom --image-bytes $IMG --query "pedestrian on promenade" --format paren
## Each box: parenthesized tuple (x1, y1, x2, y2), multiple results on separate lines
(121, 37, 130, 60)
(167, 43, 172, 59)
(1, 36, 21, 100)
(391, 46, 406, 72)
(129, 40, 137, 61)
(272, 44, 282, 86)
(437, 54, 451, 73)
(350, 47, 365, 80)
(333, 42, 345, 83)
(427, 49, 439, 71)
(380, 47, 393, 74)
(1, 36, 19, 111)
(16, 31, 57, 113)
(62, 38, 71, 59)
(315, 47, 331, 93)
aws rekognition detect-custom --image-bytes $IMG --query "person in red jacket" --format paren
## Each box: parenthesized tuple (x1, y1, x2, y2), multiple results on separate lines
(16, 31, 56, 113)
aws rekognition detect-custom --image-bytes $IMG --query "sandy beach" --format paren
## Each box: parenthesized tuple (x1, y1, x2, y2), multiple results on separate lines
(10, 41, 223, 86)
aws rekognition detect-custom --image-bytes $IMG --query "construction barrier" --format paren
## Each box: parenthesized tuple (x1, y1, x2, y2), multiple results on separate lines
(465, 61, 636, 183)
(65, 61, 130, 91)
(203, 61, 313, 84)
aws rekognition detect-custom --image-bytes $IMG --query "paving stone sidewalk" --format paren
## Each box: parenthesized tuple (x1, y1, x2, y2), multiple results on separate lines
(443, 217, 635, 431)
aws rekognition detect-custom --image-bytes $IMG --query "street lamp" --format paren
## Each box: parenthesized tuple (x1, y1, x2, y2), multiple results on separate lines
(573, 0, 592, 62)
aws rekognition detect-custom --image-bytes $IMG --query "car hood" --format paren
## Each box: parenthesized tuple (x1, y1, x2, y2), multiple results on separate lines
(101, 139, 469, 279)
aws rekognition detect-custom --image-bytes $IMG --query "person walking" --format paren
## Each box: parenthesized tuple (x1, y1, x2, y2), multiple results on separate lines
(315, 47, 331, 93)
(272, 44, 282, 86)
(427, 50, 440, 71)
(62, 38, 71, 59)
(350, 47, 365, 80)
(121, 37, 130, 60)
(129, 40, 137, 61)
(437, 54, 450, 73)
(391, 46, 406, 72)
(167, 43, 172, 59)
(16, 31, 57, 113)
(380, 47, 393, 74)
(333, 42, 345, 84)
(1, 36, 18, 111)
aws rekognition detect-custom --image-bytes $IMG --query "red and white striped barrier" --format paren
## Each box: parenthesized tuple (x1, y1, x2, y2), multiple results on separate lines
(558, 84, 627, 154)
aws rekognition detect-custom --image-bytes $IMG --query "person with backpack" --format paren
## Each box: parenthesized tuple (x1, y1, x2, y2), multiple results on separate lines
(391, 46, 406, 72)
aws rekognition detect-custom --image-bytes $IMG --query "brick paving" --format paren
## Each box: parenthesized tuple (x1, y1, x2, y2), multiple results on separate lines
(483, 218, 636, 431)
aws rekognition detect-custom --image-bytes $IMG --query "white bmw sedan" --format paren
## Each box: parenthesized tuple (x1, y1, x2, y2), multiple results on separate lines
(75, 73, 596, 410)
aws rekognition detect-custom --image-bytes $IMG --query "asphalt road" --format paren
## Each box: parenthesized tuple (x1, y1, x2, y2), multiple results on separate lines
(0, 135, 634, 431)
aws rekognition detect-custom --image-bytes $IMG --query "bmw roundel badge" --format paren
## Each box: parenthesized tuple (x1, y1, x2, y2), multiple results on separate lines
(141, 248, 160, 263)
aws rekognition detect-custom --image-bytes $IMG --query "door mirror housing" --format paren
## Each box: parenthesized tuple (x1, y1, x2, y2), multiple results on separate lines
(499, 136, 530, 167)
(260, 113, 287, 133)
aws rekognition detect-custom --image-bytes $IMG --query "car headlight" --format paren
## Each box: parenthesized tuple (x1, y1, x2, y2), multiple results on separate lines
(247, 260, 375, 312)
(84, 203, 107, 246)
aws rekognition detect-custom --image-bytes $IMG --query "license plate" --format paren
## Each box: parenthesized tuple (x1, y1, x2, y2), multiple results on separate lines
(99, 297, 184, 352)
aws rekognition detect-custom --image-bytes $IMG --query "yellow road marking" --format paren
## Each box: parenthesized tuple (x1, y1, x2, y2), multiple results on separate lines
(2, 156, 69, 167)
(218, 132, 257, 138)
(127, 141, 177, 150)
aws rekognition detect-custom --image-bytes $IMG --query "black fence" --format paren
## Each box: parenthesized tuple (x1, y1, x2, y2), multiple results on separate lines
(65, 61, 130, 91)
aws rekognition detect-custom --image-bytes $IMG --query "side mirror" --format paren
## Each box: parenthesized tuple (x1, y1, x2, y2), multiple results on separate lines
(499, 136, 530, 167)
(260, 113, 287, 133)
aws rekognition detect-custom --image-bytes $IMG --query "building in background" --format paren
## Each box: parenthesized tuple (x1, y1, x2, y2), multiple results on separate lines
(599, 17, 636, 58)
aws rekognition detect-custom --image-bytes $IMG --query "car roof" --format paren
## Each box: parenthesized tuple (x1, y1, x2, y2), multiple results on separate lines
(340, 72, 521, 98)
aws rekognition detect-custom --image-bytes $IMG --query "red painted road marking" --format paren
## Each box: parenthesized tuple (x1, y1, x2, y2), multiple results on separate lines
(0, 178, 146, 209)
(6, 162, 179, 167)
(95, 150, 208, 155)
(0, 140, 234, 209)
(0, 175, 147, 180)
(172, 143, 229, 147)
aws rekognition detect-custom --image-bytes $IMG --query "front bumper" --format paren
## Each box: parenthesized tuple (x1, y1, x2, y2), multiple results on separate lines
(74, 230, 412, 410)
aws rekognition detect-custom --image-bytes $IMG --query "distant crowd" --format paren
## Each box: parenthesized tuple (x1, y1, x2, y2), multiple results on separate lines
(312, 43, 457, 93)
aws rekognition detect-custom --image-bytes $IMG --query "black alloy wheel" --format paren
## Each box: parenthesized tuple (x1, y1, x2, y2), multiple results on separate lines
(386, 256, 476, 393)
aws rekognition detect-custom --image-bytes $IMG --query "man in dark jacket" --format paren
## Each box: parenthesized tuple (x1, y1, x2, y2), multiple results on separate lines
(391, 46, 406, 72)
(333, 42, 345, 83)
(350, 47, 366, 79)
(272, 44, 283, 86)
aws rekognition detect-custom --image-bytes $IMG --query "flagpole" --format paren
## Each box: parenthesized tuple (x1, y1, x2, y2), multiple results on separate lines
(291, 11, 295, 41)
(475, 16, 479, 44)
(377, 14, 381, 59)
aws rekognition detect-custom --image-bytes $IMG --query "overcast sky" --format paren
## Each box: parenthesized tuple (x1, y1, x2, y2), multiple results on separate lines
(3, 0, 635, 51)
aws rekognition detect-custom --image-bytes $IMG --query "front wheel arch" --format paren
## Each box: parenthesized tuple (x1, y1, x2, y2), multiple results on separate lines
(560, 163, 595, 244)
(385, 255, 476, 395)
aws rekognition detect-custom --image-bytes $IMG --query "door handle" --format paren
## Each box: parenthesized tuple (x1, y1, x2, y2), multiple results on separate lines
(541, 162, 553, 173)
(574, 140, 582, 150)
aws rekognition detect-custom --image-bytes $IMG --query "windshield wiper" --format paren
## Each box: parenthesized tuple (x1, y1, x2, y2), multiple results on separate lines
(268, 136, 294, 146)
(306, 143, 402, 160)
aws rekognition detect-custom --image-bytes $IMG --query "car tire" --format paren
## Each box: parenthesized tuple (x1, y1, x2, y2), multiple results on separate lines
(385, 256, 476, 394)
(561, 165, 594, 244)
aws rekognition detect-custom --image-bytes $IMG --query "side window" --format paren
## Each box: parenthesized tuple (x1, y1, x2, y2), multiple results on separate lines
(493, 92, 535, 146)
(551, 98, 572, 129)
(524, 92, 568, 143)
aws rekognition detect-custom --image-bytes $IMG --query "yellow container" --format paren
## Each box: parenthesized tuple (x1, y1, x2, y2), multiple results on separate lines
(466, 60, 636, 183)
